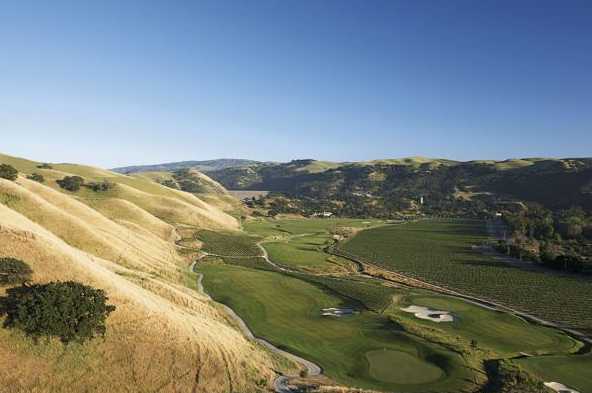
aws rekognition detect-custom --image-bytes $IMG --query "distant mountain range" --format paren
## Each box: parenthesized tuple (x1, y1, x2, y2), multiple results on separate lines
(112, 156, 592, 215)
(112, 158, 262, 174)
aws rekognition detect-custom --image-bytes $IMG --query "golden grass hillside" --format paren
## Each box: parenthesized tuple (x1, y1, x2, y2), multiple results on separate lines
(134, 169, 245, 216)
(0, 153, 239, 231)
(0, 153, 286, 393)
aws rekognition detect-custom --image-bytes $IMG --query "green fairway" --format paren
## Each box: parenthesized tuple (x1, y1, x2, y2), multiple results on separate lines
(515, 353, 592, 393)
(245, 218, 380, 273)
(196, 230, 262, 257)
(341, 219, 592, 334)
(389, 293, 580, 357)
(365, 349, 443, 384)
(263, 234, 352, 273)
(244, 217, 382, 237)
(197, 263, 476, 392)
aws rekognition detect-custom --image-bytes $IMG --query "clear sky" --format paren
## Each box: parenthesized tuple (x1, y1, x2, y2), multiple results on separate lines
(1, 0, 591, 168)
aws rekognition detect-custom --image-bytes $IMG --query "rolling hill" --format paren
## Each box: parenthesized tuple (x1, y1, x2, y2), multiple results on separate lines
(111, 156, 592, 216)
(0, 153, 282, 393)
(112, 158, 261, 174)
(203, 157, 592, 216)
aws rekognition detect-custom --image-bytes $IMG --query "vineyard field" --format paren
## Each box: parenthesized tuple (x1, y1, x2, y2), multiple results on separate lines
(340, 219, 592, 335)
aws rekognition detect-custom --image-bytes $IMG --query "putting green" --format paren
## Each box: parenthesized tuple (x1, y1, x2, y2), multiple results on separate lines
(198, 263, 476, 392)
(391, 293, 579, 356)
(365, 349, 444, 384)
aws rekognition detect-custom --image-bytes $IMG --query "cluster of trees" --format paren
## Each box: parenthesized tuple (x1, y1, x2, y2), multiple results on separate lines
(499, 204, 591, 273)
(234, 161, 507, 218)
(57, 176, 85, 191)
(173, 169, 214, 193)
(158, 169, 210, 193)
(26, 173, 44, 183)
(0, 258, 116, 344)
(86, 180, 116, 192)
(0, 164, 52, 183)
(0, 164, 18, 181)
(1, 281, 116, 344)
(214, 158, 592, 219)
(56, 176, 116, 193)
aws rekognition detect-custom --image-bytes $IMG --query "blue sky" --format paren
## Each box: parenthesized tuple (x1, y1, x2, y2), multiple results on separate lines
(1, 0, 590, 167)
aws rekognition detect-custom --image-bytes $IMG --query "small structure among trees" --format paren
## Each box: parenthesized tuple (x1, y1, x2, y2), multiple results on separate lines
(0, 164, 18, 181)
(312, 211, 334, 218)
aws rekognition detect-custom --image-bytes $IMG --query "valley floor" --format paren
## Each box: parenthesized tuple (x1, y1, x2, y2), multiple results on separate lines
(195, 217, 592, 393)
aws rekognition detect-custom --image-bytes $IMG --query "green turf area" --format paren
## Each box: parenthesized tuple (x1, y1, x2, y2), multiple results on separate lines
(197, 263, 476, 392)
(514, 353, 592, 393)
(298, 274, 397, 312)
(341, 219, 592, 334)
(365, 349, 444, 384)
(263, 235, 352, 273)
(244, 217, 382, 238)
(245, 218, 380, 273)
(196, 230, 262, 257)
(388, 292, 580, 357)
(204, 255, 275, 271)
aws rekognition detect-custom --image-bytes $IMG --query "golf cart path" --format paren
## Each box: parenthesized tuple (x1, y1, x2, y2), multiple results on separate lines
(189, 261, 322, 393)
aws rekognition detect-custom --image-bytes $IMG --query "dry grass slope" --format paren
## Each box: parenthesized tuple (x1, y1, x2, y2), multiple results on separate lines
(0, 153, 280, 393)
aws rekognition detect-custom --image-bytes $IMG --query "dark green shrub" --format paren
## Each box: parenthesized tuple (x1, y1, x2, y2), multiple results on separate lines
(86, 180, 116, 192)
(26, 173, 45, 183)
(160, 179, 178, 189)
(0, 164, 18, 181)
(1, 281, 116, 344)
(56, 176, 84, 192)
(37, 163, 53, 169)
(0, 258, 33, 285)
(177, 179, 203, 193)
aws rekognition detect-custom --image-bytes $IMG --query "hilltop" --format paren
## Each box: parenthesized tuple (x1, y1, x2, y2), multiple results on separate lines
(120, 156, 592, 216)
(112, 158, 261, 174)
(230, 157, 591, 214)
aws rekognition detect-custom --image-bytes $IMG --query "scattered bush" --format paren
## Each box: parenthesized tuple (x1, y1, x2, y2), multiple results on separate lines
(177, 179, 204, 193)
(86, 180, 116, 192)
(0, 164, 18, 181)
(37, 163, 53, 169)
(0, 258, 33, 285)
(56, 176, 84, 192)
(26, 173, 45, 183)
(1, 281, 116, 344)
(160, 179, 179, 189)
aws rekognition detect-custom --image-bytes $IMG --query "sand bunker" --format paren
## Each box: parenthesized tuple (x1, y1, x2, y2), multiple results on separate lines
(321, 307, 356, 317)
(400, 305, 454, 322)
(544, 382, 580, 393)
